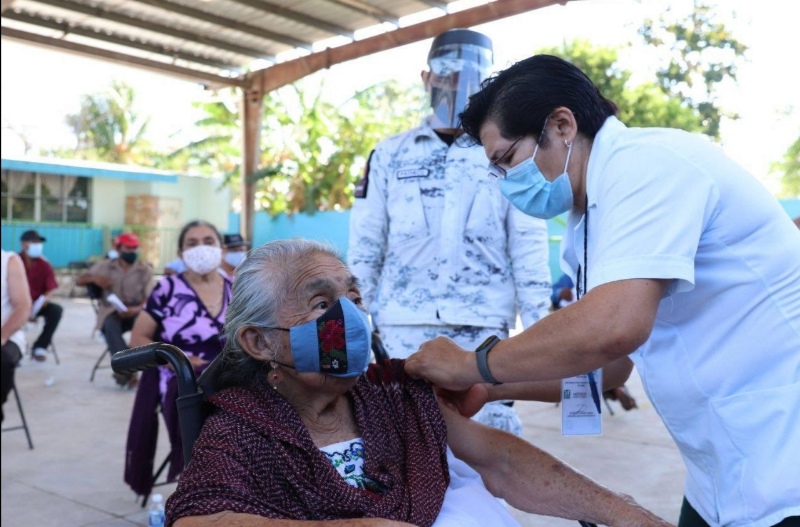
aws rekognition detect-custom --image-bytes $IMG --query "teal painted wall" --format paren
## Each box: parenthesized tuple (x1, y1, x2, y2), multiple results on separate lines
(232, 198, 800, 283)
(5, 198, 794, 273)
(0, 222, 106, 268)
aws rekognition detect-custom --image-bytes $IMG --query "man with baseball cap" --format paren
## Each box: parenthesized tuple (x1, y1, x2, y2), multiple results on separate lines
(76, 232, 152, 387)
(220, 233, 250, 278)
(18, 229, 63, 362)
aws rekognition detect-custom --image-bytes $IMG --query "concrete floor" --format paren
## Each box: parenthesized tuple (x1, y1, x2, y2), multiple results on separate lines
(1, 296, 685, 526)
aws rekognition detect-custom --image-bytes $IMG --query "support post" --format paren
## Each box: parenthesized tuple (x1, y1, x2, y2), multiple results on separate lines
(240, 83, 264, 243)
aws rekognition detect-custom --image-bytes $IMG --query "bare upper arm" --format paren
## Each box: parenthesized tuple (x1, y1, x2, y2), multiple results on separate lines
(7, 254, 32, 311)
(436, 396, 500, 475)
(129, 310, 157, 348)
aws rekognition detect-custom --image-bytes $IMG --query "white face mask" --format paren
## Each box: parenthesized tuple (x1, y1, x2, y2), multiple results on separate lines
(224, 251, 246, 268)
(26, 243, 44, 259)
(182, 245, 222, 275)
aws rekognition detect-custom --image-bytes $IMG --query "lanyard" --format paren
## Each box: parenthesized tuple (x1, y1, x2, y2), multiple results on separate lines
(575, 195, 601, 414)
(576, 193, 589, 300)
(575, 194, 599, 527)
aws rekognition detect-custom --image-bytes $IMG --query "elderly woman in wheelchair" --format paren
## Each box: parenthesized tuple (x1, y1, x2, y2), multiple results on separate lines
(165, 239, 670, 527)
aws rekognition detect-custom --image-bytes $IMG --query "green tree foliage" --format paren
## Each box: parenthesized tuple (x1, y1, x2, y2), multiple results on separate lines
(44, 81, 153, 164)
(169, 78, 426, 215)
(638, 1, 748, 139)
(537, 40, 704, 132)
(163, 96, 240, 179)
(774, 136, 800, 197)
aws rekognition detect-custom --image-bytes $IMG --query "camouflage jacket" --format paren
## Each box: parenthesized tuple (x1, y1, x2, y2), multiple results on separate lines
(348, 118, 551, 329)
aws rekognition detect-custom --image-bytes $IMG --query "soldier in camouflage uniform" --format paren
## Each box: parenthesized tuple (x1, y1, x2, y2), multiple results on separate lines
(347, 29, 551, 435)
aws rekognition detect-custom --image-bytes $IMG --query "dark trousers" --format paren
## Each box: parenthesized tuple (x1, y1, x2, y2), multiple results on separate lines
(679, 498, 800, 527)
(32, 302, 63, 349)
(102, 312, 138, 355)
(1, 341, 23, 423)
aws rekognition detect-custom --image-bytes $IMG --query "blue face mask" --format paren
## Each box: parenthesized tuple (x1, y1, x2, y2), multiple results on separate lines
(498, 138, 574, 219)
(26, 243, 44, 259)
(270, 297, 372, 378)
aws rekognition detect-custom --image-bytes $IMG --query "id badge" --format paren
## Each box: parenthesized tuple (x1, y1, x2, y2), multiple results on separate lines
(561, 368, 602, 436)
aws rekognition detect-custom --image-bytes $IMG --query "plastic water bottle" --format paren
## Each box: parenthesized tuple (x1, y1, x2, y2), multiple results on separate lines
(147, 493, 165, 527)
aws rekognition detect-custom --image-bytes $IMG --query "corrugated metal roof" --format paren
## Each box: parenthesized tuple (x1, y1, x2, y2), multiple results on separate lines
(1, 0, 476, 85)
(1, 0, 568, 89)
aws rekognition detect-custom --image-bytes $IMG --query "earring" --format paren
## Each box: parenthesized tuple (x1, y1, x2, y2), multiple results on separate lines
(264, 362, 278, 390)
(564, 139, 572, 147)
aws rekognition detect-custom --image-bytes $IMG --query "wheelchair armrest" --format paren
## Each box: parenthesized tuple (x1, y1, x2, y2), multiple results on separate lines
(112, 343, 199, 399)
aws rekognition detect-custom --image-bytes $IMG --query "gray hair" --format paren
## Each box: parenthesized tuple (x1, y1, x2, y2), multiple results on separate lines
(217, 238, 343, 388)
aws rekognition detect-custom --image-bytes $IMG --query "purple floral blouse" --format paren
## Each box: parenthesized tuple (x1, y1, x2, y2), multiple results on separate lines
(144, 273, 232, 400)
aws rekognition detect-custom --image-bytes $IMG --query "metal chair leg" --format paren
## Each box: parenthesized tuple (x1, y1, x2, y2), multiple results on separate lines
(2, 385, 34, 449)
(90, 348, 110, 382)
(141, 455, 172, 507)
(49, 343, 60, 365)
(603, 396, 615, 416)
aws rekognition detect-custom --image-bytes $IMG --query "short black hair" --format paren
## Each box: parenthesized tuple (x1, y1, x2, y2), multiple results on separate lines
(459, 54, 618, 145)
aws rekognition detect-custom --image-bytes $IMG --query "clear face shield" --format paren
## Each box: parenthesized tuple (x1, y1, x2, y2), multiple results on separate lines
(427, 43, 492, 130)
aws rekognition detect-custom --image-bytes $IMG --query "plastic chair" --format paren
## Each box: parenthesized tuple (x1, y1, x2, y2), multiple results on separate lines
(86, 283, 104, 339)
(67, 261, 92, 298)
(2, 385, 34, 449)
(29, 342, 60, 365)
(24, 319, 61, 365)
(90, 348, 111, 382)
(90, 329, 132, 384)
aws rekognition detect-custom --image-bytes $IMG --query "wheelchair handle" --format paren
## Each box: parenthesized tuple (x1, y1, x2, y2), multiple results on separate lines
(111, 342, 198, 398)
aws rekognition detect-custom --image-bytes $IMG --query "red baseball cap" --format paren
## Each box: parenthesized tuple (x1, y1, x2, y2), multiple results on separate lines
(116, 232, 140, 248)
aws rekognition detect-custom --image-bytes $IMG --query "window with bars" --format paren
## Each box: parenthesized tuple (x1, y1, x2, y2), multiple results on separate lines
(1, 171, 91, 223)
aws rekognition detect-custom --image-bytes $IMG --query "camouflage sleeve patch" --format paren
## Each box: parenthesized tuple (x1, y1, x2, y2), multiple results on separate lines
(354, 150, 375, 199)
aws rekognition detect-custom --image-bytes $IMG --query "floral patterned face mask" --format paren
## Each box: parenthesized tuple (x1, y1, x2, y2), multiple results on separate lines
(182, 245, 222, 275)
(266, 297, 372, 378)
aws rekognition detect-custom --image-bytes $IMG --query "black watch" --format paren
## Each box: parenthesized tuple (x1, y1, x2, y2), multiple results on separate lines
(475, 335, 503, 386)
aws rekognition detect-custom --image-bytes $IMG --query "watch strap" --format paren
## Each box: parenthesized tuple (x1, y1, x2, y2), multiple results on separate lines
(475, 335, 502, 385)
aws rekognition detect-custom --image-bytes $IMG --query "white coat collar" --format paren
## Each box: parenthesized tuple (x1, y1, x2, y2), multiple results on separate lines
(585, 115, 627, 208)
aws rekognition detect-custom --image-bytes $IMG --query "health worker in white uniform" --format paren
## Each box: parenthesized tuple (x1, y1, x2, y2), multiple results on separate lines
(406, 54, 800, 527)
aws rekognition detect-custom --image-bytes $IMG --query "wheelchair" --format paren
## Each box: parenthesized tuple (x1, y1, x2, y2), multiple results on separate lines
(111, 333, 391, 469)
(110, 337, 595, 527)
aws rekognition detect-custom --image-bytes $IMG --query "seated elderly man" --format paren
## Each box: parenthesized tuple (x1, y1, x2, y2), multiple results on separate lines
(76, 232, 152, 387)
(166, 239, 670, 527)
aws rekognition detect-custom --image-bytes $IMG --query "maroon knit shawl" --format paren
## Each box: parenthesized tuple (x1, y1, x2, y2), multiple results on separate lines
(166, 359, 449, 527)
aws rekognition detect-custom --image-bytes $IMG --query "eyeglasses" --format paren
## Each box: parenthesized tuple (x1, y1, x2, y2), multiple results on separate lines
(487, 137, 522, 180)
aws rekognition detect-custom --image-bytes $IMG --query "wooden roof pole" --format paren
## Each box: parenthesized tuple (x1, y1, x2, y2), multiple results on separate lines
(239, 0, 569, 239)
(247, 0, 569, 93)
(240, 76, 264, 244)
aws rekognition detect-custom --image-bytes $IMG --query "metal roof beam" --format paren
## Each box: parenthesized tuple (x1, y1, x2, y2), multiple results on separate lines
(130, 0, 314, 50)
(27, 0, 276, 60)
(323, 0, 399, 25)
(1, 26, 247, 88)
(416, 0, 449, 10)
(4, 9, 242, 71)
(227, 0, 354, 39)
(249, 0, 568, 93)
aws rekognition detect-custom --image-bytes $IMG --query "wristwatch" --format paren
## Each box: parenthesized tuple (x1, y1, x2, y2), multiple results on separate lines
(475, 335, 503, 386)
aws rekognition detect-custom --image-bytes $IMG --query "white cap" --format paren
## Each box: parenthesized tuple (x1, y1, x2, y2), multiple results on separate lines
(151, 493, 163, 503)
